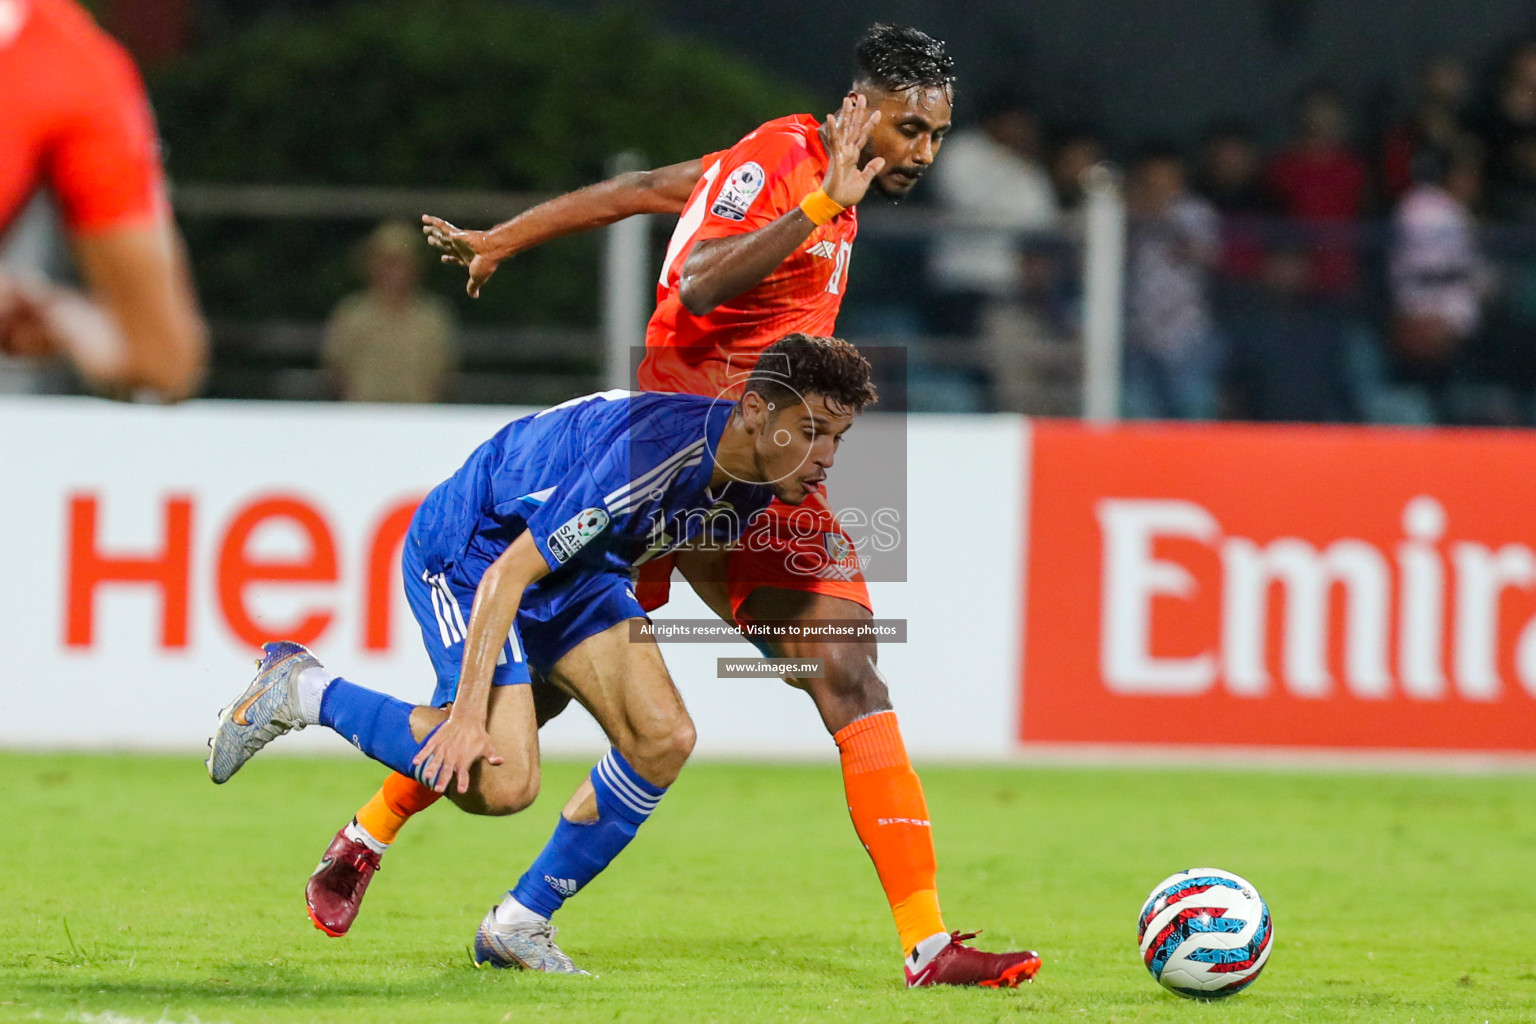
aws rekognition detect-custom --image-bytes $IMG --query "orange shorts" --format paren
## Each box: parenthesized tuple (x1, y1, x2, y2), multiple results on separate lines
(634, 490, 871, 618)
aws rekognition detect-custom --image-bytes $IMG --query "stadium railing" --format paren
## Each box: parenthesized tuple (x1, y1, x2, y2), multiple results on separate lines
(13, 172, 1536, 427)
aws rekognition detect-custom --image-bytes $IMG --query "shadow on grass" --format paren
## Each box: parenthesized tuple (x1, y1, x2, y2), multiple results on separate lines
(12, 968, 532, 1008)
(10, 939, 886, 1008)
(10, 954, 495, 1006)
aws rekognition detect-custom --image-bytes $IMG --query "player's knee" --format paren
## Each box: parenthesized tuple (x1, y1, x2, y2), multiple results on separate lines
(648, 715, 695, 767)
(461, 770, 540, 817)
(626, 714, 695, 785)
(670, 716, 698, 761)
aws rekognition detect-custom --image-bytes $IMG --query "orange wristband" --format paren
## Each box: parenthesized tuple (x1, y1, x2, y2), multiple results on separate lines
(799, 189, 845, 226)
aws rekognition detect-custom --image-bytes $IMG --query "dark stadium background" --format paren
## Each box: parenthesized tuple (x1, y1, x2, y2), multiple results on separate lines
(64, 0, 1536, 422)
(117, 0, 1536, 144)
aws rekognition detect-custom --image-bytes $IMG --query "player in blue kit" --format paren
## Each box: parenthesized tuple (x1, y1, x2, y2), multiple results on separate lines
(206, 334, 877, 972)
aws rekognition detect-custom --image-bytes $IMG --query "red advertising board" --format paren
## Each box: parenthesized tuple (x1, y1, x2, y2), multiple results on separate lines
(1022, 421, 1536, 751)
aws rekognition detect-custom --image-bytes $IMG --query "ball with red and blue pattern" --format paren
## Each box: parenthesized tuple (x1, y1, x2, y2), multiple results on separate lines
(1137, 867, 1273, 998)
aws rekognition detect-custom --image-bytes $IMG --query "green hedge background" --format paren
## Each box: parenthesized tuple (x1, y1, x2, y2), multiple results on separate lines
(150, 0, 813, 326)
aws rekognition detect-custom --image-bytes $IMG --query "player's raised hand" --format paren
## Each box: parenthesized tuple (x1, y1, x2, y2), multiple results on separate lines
(412, 713, 504, 794)
(819, 94, 885, 210)
(421, 215, 500, 298)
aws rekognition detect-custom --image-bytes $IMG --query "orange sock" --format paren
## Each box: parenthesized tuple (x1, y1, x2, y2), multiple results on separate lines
(834, 710, 946, 955)
(354, 771, 441, 845)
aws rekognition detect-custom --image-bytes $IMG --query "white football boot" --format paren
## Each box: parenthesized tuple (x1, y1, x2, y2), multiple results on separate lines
(206, 641, 318, 783)
(473, 908, 591, 974)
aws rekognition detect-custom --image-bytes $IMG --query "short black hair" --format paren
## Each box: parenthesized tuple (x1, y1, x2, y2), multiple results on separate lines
(853, 24, 955, 96)
(1410, 146, 1452, 185)
(747, 334, 877, 415)
(1412, 138, 1485, 184)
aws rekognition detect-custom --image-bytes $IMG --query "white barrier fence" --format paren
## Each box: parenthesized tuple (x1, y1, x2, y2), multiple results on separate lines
(13, 397, 1536, 765)
(0, 397, 1024, 759)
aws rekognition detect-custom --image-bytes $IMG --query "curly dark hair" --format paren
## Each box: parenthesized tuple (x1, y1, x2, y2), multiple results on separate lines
(853, 24, 955, 96)
(746, 334, 878, 415)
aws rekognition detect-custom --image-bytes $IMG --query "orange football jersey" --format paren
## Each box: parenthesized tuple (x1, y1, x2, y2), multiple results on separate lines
(0, 0, 166, 238)
(640, 114, 858, 397)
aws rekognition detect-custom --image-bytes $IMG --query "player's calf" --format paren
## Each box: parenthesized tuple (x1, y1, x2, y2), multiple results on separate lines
(799, 638, 890, 734)
(738, 590, 964, 969)
(208, 644, 540, 817)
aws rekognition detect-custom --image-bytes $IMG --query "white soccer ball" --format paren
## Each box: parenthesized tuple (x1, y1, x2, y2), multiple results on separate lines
(1136, 867, 1272, 998)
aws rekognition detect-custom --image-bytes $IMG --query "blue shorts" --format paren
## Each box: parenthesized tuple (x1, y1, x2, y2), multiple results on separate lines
(403, 525, 646, 707)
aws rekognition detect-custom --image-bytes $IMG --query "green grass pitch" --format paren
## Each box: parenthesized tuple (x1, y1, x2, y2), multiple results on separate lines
(4, 751, 1536, 1023)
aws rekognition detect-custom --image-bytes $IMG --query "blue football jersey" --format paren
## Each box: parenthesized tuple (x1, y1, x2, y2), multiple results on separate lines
(411, 390, 771, 583)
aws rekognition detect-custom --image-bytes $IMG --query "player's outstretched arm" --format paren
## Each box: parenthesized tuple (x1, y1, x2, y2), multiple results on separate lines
(678, 94, 884, 316)
(423, 158, 704, 298)
(74, 222, 208, 401)
(1, 221, 208, 402)
(412, 531, 551, 793)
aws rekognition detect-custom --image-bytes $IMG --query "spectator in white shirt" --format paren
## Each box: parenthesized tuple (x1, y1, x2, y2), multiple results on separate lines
(1390, 144, 1487, 383)
(928, 94, 1058, 335)
(1123, 143, 1223, 420)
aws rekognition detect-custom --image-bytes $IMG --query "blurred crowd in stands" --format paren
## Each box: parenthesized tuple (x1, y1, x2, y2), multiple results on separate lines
(24, 7, 1536, 425)
(927, 42, 1536, 425)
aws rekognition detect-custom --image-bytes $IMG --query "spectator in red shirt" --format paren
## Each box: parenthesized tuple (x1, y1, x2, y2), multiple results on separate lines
(1263, 85, 1368, 297)
(0, 0, 205, 400)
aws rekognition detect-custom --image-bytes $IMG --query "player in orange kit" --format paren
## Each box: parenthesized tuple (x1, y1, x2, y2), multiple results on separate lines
(306, 24, 1041, 988)
(0, 0, 205, 400)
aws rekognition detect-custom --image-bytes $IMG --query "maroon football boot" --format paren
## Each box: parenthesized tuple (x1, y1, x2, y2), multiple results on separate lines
(305, 823, 382, 937)
(905, 931, 1042, 988)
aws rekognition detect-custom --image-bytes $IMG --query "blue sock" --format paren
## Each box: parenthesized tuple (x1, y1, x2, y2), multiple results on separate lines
(318, 677, 431, 779)
(509, 748, 666, 918)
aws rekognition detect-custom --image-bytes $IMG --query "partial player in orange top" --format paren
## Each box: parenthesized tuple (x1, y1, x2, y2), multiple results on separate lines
(318, 25, 1041, 989)
(640, 113, 861, 394)
(0, 0, 205, 400)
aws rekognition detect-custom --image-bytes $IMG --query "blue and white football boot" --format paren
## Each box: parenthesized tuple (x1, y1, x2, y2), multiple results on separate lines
(206, 641, 319, 784)
(473, 909, 591, 975)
